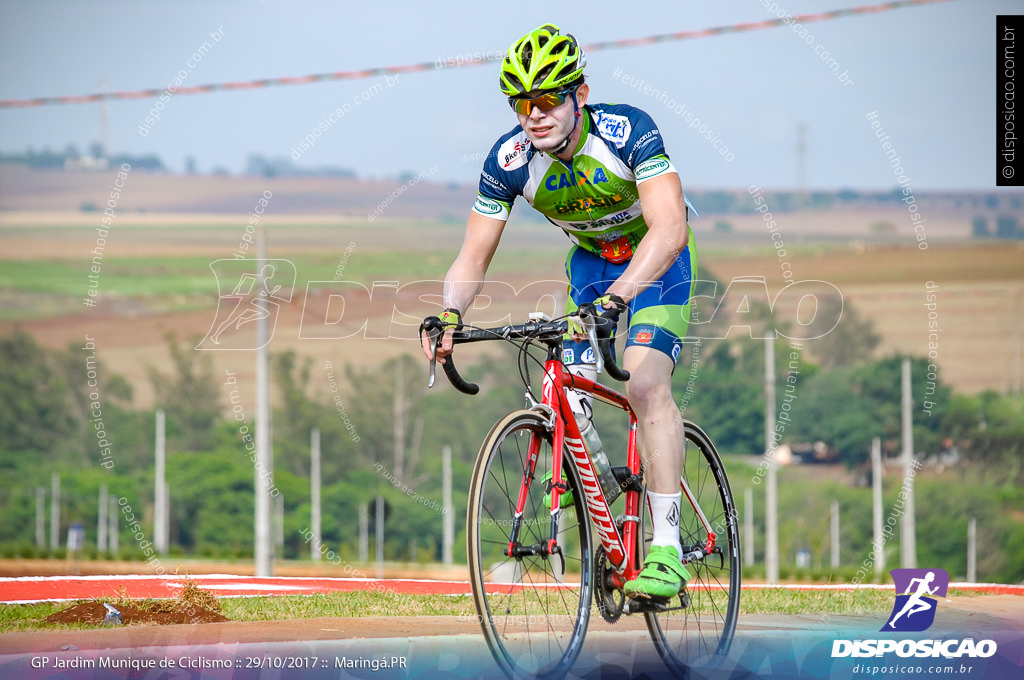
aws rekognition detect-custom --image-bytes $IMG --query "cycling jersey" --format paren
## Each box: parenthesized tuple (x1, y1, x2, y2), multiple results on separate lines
(472, 102, 696, 365)
(473, 103, 683, 263)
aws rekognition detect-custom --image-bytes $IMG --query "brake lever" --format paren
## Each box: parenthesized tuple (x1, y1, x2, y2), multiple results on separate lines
(581, 315, 605, 376)
(427, 327, 441, 388)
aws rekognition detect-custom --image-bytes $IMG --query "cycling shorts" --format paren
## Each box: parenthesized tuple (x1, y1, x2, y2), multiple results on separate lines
(562, 224, 697, 366)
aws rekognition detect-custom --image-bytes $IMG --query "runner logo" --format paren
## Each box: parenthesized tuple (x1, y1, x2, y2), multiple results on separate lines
(883, 568, 948, 632)
(196, 259, 296, 350)
(832, 566, 997, 660)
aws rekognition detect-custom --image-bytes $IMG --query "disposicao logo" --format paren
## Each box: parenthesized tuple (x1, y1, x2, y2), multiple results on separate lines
(884, 568, 947, 632)
(831, 568, 997, 659)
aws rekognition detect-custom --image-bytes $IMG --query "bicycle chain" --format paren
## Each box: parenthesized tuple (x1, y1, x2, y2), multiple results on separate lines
(595, 545, 624, 623)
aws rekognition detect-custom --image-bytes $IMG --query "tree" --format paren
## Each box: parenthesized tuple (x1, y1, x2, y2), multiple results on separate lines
(944, 391, 1024, 484)
(786, 355, 951, 465)
(148, 333, 222, 451)
(0, 331, 77, 457)
(272, 350, 334, 477)
(805, 297, 881, 369)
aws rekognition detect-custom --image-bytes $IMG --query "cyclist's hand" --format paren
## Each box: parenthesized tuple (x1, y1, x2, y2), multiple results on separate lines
(419, 308, 462, 364)
(572, 294, 626, 340)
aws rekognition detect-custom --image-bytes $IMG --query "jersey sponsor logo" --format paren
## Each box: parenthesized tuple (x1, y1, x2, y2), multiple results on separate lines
(635, 157, 672, 181)
(562, 348, 575, 364)
(497, 136, 531, 170)
(635, 331, 653, 344)
(671, 343, 682, 361)
(582, 347, 596, 363)
(473, 196, 504, 215)
(595, 112, 632, 149)
(630, 130, 659, 153)
(544, 167, 609, 191)
(595, 229, 624, 242)
(568, 210, 634, 231)
(481, 171, 505, 191)
(554, 194, 625, 215)
(628, 129, 661, 164)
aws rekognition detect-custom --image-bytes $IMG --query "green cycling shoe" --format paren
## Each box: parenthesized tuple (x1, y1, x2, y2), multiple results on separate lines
(624, 545, 692, 599)
(540, 470, 574, 509)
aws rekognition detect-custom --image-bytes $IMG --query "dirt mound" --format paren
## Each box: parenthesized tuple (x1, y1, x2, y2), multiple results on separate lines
(44, 601, 228, 626)
(42, 577, 228, 627)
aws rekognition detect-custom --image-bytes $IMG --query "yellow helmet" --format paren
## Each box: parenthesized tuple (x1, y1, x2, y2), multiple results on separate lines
(499, 24, 586, 97)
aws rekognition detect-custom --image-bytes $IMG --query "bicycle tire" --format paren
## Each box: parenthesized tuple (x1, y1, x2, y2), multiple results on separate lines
(641, 421, 741, 678)
(467, 410, 593, 679)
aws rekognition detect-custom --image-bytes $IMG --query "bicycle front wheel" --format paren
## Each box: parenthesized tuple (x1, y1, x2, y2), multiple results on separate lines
(641, 421, 741, 678)
(467, 410, 593, 679)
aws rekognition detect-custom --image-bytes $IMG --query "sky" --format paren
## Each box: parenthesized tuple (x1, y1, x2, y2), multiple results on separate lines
(0, 0, 1015, 190)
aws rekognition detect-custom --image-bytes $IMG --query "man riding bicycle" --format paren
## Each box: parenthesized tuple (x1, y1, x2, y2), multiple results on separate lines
(420, 24, 697, 600)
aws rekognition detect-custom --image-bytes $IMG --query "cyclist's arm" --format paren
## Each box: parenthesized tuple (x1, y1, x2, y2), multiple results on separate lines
(605, 172, 689, 303)
(421, 210, 507, 361)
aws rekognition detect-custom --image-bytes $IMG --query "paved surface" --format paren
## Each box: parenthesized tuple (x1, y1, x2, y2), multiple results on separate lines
(2, 576, 1022, 679)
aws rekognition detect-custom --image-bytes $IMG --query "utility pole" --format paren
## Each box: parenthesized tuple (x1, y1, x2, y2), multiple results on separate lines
(254, 227, 275, 576)
(394, 360, 405, 479)
(311, 428, 321, 561)
(108, 494, 119, 555)
(98, 78, 109, 158)
(967, 517, 977, 583)
(764, 335, 779, 585)
(359, 502, 369, 563)
(744, 487, 754, 567)
(275, 492, 284, 555)
(871, 436, 884, 579)
(900, 359, 917, 568)
(830, 501, 840, 569)
(154, 409, 168, 553)
(443, 445, 453, 565)
(375, 496, 384, 579)
(97, 485, 108, 553)
(796, 124, 807, 198)
(36, 487, 45, 549)
(50, 472, 60, 551)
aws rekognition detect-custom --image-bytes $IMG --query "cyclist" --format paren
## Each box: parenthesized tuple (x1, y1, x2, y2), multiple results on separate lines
(421, 24, 697, 600)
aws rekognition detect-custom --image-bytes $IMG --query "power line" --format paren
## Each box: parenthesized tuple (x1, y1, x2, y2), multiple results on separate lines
(0, 0, 951, 109)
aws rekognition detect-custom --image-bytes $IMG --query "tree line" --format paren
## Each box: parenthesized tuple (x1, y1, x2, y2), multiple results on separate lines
(0, 289, 1021, 580)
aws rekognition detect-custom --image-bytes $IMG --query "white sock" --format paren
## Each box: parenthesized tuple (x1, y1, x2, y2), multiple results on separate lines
(648, 491, 682, 558)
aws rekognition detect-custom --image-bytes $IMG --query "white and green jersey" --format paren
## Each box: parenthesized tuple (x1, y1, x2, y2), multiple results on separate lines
(473, 103, 681, 262)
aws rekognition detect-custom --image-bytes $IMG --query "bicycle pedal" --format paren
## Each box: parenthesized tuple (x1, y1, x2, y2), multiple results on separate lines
(626, 596, 672, 614)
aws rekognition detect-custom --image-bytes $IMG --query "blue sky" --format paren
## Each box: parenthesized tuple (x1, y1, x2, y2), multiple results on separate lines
(0, 0, 1014, 190)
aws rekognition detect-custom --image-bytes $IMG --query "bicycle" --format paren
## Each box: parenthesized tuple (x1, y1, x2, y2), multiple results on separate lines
(422, 310, 740, 679)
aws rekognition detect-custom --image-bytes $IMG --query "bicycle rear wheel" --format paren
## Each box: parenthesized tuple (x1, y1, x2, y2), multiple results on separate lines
(467, 410, 593, 679)
(641, 421, 740, 678)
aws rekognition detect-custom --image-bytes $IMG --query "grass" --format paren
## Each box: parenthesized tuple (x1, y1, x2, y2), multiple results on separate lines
(0, 586, 994, 633)
(0, 248, 536, 303)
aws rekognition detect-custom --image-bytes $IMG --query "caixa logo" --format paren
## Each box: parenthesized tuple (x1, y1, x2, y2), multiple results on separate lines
(831, 568, 998, 659)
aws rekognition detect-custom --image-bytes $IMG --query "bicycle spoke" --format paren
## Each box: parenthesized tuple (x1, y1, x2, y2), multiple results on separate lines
(468, 411, 592, 678)
(642, 422, 740, 677)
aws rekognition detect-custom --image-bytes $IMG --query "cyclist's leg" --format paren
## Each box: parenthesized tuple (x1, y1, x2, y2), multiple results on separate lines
(623, 227, 696, 598)
(563, 245, 620, 421)
(621, 346, 691, 598)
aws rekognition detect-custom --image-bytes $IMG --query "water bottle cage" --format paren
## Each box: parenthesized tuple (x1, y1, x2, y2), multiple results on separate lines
(545, 479, 569, 494)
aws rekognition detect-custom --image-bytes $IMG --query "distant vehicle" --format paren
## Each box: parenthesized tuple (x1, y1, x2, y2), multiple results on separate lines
(789, 441, 840, 464)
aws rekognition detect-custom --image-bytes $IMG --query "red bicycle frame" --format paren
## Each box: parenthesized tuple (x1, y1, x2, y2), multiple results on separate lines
(507, 356, 643, 586)
(506, 353, 721, 589)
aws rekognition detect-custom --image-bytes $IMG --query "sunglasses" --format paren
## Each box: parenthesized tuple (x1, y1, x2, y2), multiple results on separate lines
(508, 88, 577, 115)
